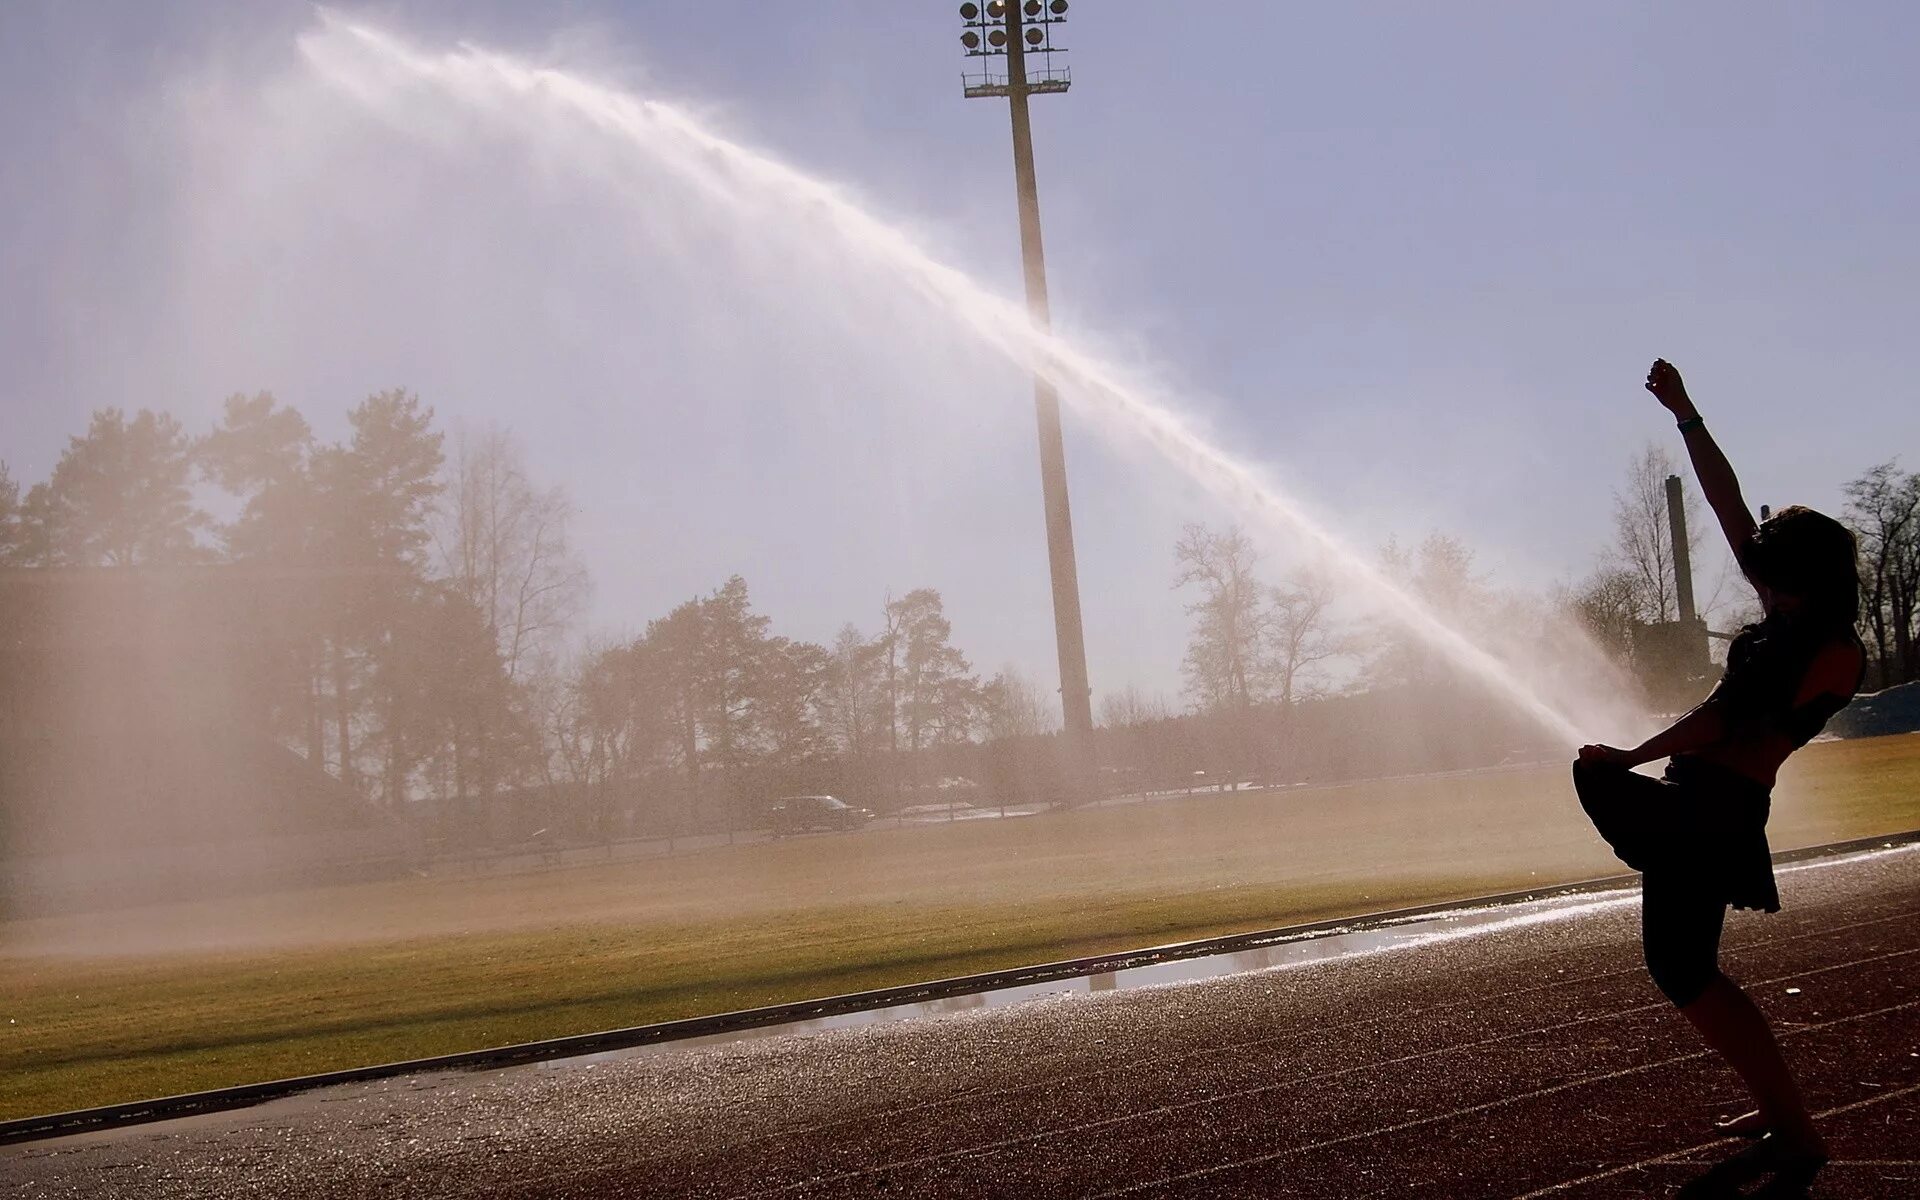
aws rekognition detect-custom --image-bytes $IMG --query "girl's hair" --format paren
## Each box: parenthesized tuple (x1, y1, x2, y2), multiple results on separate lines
(1742, 505, 1860, 632)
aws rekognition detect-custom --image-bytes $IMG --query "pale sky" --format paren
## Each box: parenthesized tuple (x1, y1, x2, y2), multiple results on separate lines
(4, 2, 1917, 706)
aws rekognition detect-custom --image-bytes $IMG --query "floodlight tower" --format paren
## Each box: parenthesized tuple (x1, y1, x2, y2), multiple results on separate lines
(959, 0, 1096, 803)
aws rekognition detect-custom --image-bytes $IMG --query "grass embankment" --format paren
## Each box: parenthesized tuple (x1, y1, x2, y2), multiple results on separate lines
(4, 733, 1917, 1121)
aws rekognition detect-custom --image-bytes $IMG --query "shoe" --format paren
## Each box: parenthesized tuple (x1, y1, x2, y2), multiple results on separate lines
(1679, 1134, 1828, 1198)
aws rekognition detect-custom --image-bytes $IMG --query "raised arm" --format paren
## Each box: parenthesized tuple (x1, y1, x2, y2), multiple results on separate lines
(1645, 359, 1759, 567)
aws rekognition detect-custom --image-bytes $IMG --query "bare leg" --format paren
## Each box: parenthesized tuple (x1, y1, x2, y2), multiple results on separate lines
(1679, 974, 1827, 1157)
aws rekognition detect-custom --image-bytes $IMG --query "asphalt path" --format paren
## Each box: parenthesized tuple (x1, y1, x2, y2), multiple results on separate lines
(5, 843, 1916, 1198)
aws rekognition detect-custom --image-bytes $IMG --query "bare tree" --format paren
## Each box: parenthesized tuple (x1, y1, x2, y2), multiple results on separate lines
(545, 636, 665, 841)
(1610, 442, 1705, 623)
(981, 666, 1059, 742)
(1844, 461, 1920, 687)
(1267, 565, 1344, 706)
(1099, 684, 1170, 730)
(1097, 684, 1173, 791)
(1368, 532, 1486, 689)
(436, 425, 589, 683)
(531, 646, 595, 791)
(1174, 523, 1270, 712)
(821, 624, 886, 760)
(1568, 566, 1641, 662)
(424, 424, 588, 827)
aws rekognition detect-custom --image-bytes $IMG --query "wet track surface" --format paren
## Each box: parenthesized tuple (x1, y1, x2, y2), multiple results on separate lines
(4, 845, 1916, 1198)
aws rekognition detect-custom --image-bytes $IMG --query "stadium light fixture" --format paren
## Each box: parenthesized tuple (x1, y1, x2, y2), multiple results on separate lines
(955, 0, 1091, 803)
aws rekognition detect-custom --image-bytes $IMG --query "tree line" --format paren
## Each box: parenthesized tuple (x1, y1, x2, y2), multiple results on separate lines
(6, 399, 1910, 850)
(0, 398, 1056, 845)
(0, 393, 1675, 851)
(545, 579, 1063, 842)
(1159, 516, 1605, 790)
(1, 395, 567, 835)
(0, 392, 1569, 849)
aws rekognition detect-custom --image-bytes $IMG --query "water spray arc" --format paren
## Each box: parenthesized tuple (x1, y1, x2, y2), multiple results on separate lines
(958, 0, 1095, 799)
(301, 15, 1591, 748)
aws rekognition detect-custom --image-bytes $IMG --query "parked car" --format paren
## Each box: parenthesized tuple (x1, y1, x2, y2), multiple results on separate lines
(766, 795, 873, 836)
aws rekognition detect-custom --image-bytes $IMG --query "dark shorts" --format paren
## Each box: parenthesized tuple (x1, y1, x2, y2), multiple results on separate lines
(1570, 756, 1779, 914)
(1571, 757, 1779, 1007)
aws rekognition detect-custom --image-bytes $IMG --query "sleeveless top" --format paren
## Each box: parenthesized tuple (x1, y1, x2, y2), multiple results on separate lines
(1665, 614, 1865, 912)
(1702, 616, 1866, 749)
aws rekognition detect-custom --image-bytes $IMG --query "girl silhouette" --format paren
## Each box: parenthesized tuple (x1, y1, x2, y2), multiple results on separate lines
(1572, 359, 1865, 1187)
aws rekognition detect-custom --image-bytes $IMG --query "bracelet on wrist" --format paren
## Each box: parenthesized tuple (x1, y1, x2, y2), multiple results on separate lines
(1676, 415, 1704, 433)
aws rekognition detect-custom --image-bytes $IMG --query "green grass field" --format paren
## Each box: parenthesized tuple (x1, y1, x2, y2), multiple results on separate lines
(4, 733, 1918, 1122)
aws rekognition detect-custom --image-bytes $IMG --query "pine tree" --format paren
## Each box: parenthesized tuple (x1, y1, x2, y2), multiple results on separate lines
(41, 408, 207, 566)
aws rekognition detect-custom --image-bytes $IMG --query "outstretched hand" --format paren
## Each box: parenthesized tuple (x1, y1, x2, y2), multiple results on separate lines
(1578, 743, 1638, 768)
(1644, 359, 1696, 418)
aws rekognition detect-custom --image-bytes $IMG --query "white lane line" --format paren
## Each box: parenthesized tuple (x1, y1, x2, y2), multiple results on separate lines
(1508, 1080, 1920, 1198)
(1776, 838, 1920, 876)
(720, 949, 1920, 1200)
(1226, 892, 1639, 980)
(462, 868, 1920, 1200)
(1085, 998, 1920, 1199)
(686, 903, 1920, 1192)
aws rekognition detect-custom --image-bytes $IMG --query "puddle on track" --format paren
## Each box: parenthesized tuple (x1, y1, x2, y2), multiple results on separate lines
(533, 887, 1646, 1072)
(535, 839, 1917, 1072)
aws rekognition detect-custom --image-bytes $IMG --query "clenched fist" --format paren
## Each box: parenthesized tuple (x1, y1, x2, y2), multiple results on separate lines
(1645, 359, 1696, 419)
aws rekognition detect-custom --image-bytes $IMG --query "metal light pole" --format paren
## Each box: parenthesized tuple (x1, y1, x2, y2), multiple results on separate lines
(959, 0, 1095, 803)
